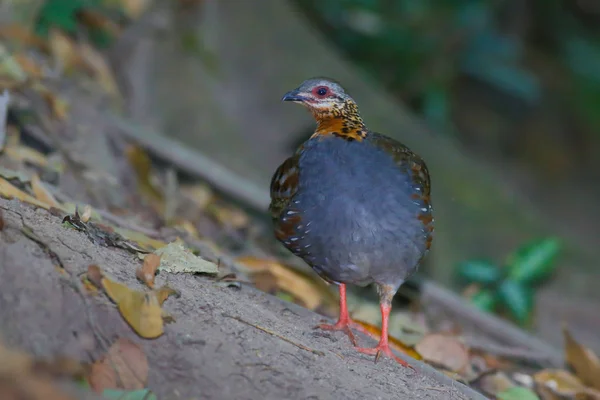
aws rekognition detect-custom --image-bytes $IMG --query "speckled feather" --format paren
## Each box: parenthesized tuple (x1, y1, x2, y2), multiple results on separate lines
(270, 78, 433, 294)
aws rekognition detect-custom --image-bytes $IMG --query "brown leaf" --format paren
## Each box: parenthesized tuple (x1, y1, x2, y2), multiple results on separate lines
(136, 253, 161, 288)
(535, 369, 600, 400)
(38, 85, 69, 120)
(88, 337, 148, 393)
(101, 276, 165, 339)
(415, 333, 470, 373)
(86, 265, 104, 288)
(0, 339, 81, 400)
(31, 174, 61, 209)
(564, 327, 600, 390)
(236, 256, 327, 310)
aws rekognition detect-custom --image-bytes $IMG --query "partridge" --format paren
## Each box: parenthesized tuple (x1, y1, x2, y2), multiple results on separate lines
(269, 78, 434, 366)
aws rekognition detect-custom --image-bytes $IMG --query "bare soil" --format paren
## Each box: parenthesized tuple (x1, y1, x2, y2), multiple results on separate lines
(0, 198, 485, 399)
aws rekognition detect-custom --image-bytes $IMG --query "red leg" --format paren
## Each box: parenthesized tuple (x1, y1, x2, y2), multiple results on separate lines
(355, 302, 413, 369)
(315, 284, 374, 346)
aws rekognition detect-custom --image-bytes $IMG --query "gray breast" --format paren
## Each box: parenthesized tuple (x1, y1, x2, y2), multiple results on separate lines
(292, 136, 426, 289)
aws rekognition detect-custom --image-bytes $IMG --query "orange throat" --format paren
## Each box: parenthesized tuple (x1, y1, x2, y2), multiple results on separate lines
(312, 115, 367, 142)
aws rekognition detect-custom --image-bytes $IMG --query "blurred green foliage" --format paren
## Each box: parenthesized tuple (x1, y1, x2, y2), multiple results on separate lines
(457, 237, 561, 325)
(302, 0, 600, 135)
(35, 0, 124, 47)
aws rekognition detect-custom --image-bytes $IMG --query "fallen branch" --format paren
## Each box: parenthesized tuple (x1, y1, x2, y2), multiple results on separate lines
(0, 90, 10, 152)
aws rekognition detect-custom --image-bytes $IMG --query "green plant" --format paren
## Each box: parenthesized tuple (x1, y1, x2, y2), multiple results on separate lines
(457, 237, 561, 325)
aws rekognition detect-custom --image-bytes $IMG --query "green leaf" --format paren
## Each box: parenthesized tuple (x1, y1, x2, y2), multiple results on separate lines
(497, 279, 533, 325)
(102, 388, 157, 400)
(458, 260, 502, 285)
(469, 288, 497, 312)
(497, 387, 540, 400)
(35, 0, 88, 37)
(506, 237, 561, 284)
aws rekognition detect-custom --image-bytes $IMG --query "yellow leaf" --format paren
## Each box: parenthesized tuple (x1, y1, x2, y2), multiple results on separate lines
(563, 327, 600, 391)
(48, 29, 81, 73)
(31, 173, 61, 208)
(121, 0, 152, 19)
(38, 85, 69, 120)
(78, 42, 121, 99)
(352, 319, 423, 361)
(112, 227, 167, 251)
(101, 276, 164, 339)
(236, 256, 328, 310)
(4, 143, 49, 167)
(125, 145, 164, 209)
(0, 177, 52, 209)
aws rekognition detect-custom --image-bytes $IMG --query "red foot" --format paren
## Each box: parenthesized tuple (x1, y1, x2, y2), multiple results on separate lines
(355, 343, 414, 369)
(315, 320, 358, 346)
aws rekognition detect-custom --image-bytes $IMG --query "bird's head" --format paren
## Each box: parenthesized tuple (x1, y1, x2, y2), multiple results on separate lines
(282, 78, 357, 120)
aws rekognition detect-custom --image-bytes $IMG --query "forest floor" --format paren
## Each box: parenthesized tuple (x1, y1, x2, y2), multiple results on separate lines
(0, 197, 481, 400)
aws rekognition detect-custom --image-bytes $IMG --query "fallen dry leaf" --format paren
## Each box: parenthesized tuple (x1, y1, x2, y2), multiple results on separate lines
(48, 29, 81, 73)
(102, 275, 166, 339)
(181, 183, 213, 211)
(88, 337, 148, 393)
(415, 333, 470, 373)
(534, 369, 600, 400)
(78, 42, 121, 99)
(0, 339, 82, 400)
(0, 176, 53, 209)
(0, 24, 49, 52)
(80, 205, 93, 223)
(125, 145, 164, 210)
(352, 318, 422, 361)
(112, 227, 167, 251)
(155, 241, 218, 275)
(4, 143, 50, 167)
(236, 256, 328, 310)
(87, 264, 104, 288)
(31, 174, 61, 209)
(38, 85, 69, 120)
(136, 253, 161, 288)
(121, 0, 152, 18)
(208, 204, 249, 230)
(564, 327, 600, 391)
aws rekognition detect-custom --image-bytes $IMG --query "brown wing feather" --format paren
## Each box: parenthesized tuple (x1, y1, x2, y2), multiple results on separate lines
(269, 152, 301, 220)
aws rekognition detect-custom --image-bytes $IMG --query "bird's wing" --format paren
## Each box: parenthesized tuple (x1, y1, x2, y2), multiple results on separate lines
(269, 151, 301, 220)
(368, 132, 431, 196)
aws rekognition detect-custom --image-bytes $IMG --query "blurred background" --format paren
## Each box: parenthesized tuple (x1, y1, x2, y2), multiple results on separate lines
(2, 0, 599, 352)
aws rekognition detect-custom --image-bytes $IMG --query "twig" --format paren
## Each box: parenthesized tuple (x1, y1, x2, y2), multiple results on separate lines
(223, 313, 325, 356)
(105, 112, 270, 212)
(0, 89, 10, 152)
(464, 336, 559, 365)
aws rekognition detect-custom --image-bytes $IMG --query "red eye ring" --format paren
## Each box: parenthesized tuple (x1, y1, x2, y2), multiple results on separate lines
(314, 86, 329, 97)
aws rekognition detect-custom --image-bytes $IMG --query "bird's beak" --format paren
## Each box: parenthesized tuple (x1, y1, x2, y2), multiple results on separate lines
(281, 89, 307, 103)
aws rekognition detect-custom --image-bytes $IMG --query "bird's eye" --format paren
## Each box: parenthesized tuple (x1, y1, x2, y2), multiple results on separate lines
(315, 87, 328, 96)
